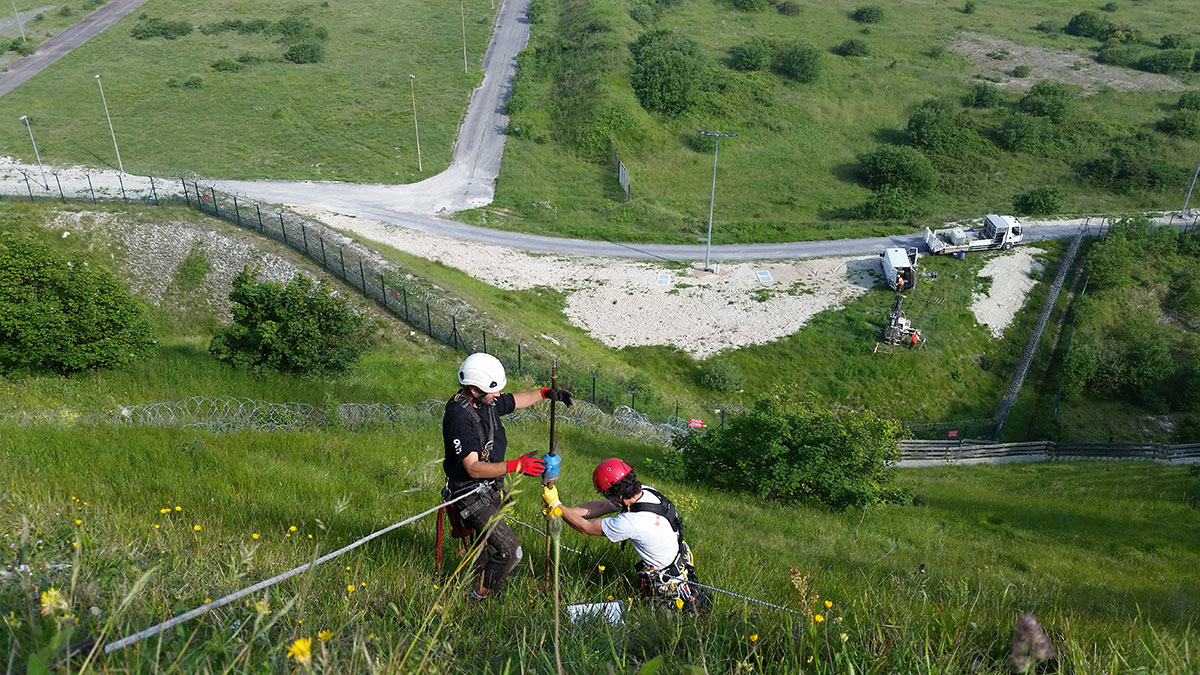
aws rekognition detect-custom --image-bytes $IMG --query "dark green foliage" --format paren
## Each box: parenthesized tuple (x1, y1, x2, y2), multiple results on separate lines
(1080, 132, 1185, 194)
(672, 395, 904, 510)
(629, 3, 659, 26)
(269, 16, 329, 45)
(728, 40, 771, 71)
(0, 233, 154, 376)
(81, 0, 105, 10)
(8, 38, 37, 56)
(856, 186, 922, 219)
(905, 97, 986, 158)
(998, 112, 1059, 154)
(1158, 110, 1200, 138)
(1034, 20, 1061, 34)
(131, 17, 194, 40)
(183, 75, 204, 88)
(962, 82, 1002, 108)
(1065, 11, 1111, 39)
(1180, 91, 1200, 110)
(685, 131, 716, 153)
(834, 38, 870, 57)
(209, 267, 371, 375)
(284, 41, 325, 64)
(1012, 185, 1063, 215)
(697, 360, 744, 393)
(1018, 80, 1074, 122)
(851, 5, 884, 24)
(963, 0, 976, 14)
(57, 5, 72, 16)
(1096, 41, 1132, 66)
(731, 0, 769, 11)
(858, 144, 936, 194)
(630, 31, 705, 115)
(1137, 49, 1195, 74)
(1160, 34, 1192, 50)
(211, 58, 242, 72)
(1100, 1, 1118, 11)
(1168, 268, 1200, 325)
(774, 40, 821, 83)
(236, 54, 264, 65)
(778, 1, 801, 16)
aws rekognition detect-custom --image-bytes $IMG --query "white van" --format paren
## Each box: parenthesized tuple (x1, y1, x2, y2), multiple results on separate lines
(880, 247, 918, 291)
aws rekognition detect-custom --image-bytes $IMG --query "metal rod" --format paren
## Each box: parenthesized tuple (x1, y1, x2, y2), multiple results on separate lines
(180, 178, 188, 208)
(150, 176, 159, 206)
(95, 75, 124, 174)
(54, 173, 64, 202)
(358, 259, 367, 294)
(118, 173, 127, 203)
(301, 223, 309, 252)
(410, 74, 422, 172)
(280, 213, 288, 245)
(90, 175, 98, 205)
(232, 195, 241, 226)
(256, 205, 263, 232)
(1182, 161, 1200, 216)
(697, 130, 737, 272)
(319, 237, 327, 267)
(210, 187, 219, 217)
(19, 115, 47, 189)
(10, 0, 25, 42)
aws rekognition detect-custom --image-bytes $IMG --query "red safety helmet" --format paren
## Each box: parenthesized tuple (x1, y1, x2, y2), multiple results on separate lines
(593, 458, 632, 493)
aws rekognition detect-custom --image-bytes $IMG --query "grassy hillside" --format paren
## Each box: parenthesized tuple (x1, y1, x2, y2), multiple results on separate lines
(474, 0, 1200, 243)
(2, 423, 1197, 672)
(0, 0, 494, 182)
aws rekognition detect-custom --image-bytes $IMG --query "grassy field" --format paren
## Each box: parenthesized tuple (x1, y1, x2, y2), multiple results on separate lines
(0, 0, 495, 182)
(0, 0, 111, 55)
(1, 422, 1196, 671)
(471, 0, 1200, 243)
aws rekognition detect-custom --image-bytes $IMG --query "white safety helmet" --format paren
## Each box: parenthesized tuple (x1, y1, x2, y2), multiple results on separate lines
(458, 353, 507, 393)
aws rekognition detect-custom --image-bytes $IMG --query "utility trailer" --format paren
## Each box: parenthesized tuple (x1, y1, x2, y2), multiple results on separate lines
(880, 247, 919, 291)
(924, 214, 1024, 256)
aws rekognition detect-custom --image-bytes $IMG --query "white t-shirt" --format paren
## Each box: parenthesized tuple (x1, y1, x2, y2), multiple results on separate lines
(599, 488, 680, 571)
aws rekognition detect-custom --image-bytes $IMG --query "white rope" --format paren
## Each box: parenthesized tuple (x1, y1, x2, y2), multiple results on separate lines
(103, 485, 485, 654)
(504, 516, 586, 555)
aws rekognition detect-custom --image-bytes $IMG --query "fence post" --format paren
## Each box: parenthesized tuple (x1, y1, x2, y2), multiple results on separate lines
(319, 237, 327, 267)
(517, 343, 522, 374)
(592, 373, 596, 401)
(149, 176, 159, 206)
(180, 178, 189, 208)
(301, 223, 309, 253)
(380, 274, 387, 309)
(118, 174, 128, 203)
(256, 205, 264, 233)
(426, 301, 432, 336)
(210, 187, 219, 217)
(280, 213, 288, 245)
(339, 248, 346, 277)
(675, 401, 679, 420)
(53, 174, 65, 202)
(23, 172, 33, 199)
(483, 330, 487, 353)
(358, 259, 367, 294)
(402, 287, 409, 320)
(452, 315, 459, 350)
(631, 392, 636, 411)
(232, 196, 241, 226)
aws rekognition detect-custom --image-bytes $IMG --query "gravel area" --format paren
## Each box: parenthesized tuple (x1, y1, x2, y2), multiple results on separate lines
(970, 248, 1044, 338)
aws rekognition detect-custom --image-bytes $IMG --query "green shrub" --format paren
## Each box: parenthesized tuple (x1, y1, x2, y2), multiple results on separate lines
(728, 40, 772, 71)
(1012, 64, 1031, 77)
(731, 0, 769, 11)
(962, 82, 1002, 108)
(1096, 41, 1132, 66)
(1138, 49, 1194, 74)
(57, 5, 72, 16)
(963, 0, 976, 14)
(672, 395, 905, 510)
(1065, 11, 1111, 39)
(284, 41, 325, 64)
(165, 75, 181, 88)
(9, 38, 36, 56)
(851, 5, 884, 23)
(0, 233, 154, 376)
(1161, 34, 1192, 50)
(774, 40, 821, 83)
(200, 19, 242, 35)
(629, 3, 658, 26)
(858, 144, 936, 194)
(269, 16, 329, 45)
(209, 267, 371, 375)
(778, 1, 801, 15)
(1158, 110, 1200, 138)
(998, 112, 1060, 154)
(131, 17, 194, 40)
(685, 131, 716, 153)
(1018, 80, 1074, 122)
(32, 12, 42, 20)
(630, 32, 705, 115)
(81, 0, 105, 10)
(211, 58, 242, 72)
(1013, 185, 1064, 215)
(1100, 1, 1118, 11)
(1034, 20, 1061, 34)
(183, 74, 204, 88)
(905, 97, 986, 158)
(1180, 91, 1200, 110)
(236, 54, 264, 65)
(698, 360, 744, 393)
(857, 186, 922, 219)
(1081, 133, 1186, 194)
(834, 38, 870, 57)
(1168, 268, 1200, 325)
(239, 18, 270, 34)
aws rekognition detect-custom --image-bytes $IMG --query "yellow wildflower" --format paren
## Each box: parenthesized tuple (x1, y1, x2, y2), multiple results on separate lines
(4, 611, 19, 628)
(840, 632, 849, 643)
(153, 524, 160, 530)
(317, 630, 332, 642)
(193, 524, 202, 532)
(347, 585, 356, 593)
(286, 638, 313, 667)
(252, 533, 259, 540)
(607, 595, 614, 601)
(72, 542, 78, 549)
(824, 600, 833, 609)
(289, 525, 298, 532)
(204, 597, 212, 604)
(814, 614, 824, 623)
(40, 588, 68, 616)
(160, 508, 169, 514)
(598, 565, 605, 572)
(175, 506, 182, 512)
(675, 598, 684, 610)
(253, 598, 270, 615)
(749, 634, 759, 643)
(307, 534, 313, 539)
(74, 519, 82, 526)
(807, 656, 814, 663)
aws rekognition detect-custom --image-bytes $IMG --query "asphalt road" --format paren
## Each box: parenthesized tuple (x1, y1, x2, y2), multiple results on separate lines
(0, 0, 151, 97)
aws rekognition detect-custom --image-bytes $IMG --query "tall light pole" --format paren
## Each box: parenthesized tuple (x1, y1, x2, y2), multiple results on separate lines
(10, 0, 25, 43)
(697, 130, 737, 272)
(95, 74, 124, 174)
(1182, 161, 1200, 217)
(18, 115, 46, 189)
(409, 74, 422, 172)
(460, 0, 468, 74)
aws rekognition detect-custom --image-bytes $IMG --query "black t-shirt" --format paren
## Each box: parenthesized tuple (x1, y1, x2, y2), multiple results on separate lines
(443, 393, 516, 483)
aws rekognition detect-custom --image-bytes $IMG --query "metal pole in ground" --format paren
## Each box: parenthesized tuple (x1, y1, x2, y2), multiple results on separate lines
(409, 74, 422, 172)
(53, 174, 64, 202)
(150, 176, 159, 206)
(9, 0, 25, 43)
(89, 175, 98, 205)
(95, 75, 124, 175)
(697, 130, 737, 272)
(180, 178, 189, 208)
(18, 115, 47, 190)
(1182, 161, 1200, 217)
(118, 173, 127, 203)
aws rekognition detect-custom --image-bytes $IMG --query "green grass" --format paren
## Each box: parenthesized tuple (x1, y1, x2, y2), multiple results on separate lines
(0, 0, 111, 53)
(467, 0, 1200, 244)
(0, 0, 495, 182)
(1, 422, 1197, 671)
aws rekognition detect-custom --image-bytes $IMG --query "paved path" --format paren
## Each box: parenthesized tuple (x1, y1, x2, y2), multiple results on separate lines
(0, 0, 150, 96)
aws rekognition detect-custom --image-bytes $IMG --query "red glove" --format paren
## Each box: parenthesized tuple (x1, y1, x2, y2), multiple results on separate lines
(506, 452, 545, 477)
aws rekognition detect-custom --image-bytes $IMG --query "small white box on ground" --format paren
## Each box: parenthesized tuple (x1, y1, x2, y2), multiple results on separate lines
(565, 601, 624, 626)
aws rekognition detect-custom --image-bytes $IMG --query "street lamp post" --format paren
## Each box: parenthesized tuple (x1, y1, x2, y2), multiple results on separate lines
(697, 130, 737, 272)
(9, 0, 25, 43)
(18, 115, 46, 189)
(409, 74, 422, 172)
(1182, 161, 1200, 217)
(95, 74, 124, 174)
(460, 0, 468, 74)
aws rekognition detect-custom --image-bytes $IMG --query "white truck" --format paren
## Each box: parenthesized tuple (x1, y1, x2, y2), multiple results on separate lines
(924, 214, 1025, 256)
(880, 247, 919, 291)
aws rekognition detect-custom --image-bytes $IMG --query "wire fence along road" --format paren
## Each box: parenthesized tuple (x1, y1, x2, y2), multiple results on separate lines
(897, 439, 1200, 466)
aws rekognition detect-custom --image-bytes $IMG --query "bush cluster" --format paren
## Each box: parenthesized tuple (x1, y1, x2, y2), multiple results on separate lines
(777, 1, 801, 16)
(1065, 11, 1113, 40)
(1018, 80, 1074, 122)
(834, 38, 870, 57)
(1158, 110, 1200, 138)
(730, 0, 769, 11)
(856, 186, 921, 220)
(998, 112, 1059, 155)
(1012, 185, 1063, 216)
(774, 40, 821, 83)
(851, 5, 884, 24)
(0, 233, 154, 376)
(630, 30, 706, 115)
(697, 360, 743, 393)
(131, 17, 194, 40)
(1138, 49, 1195, 75)
(1096, 41, 1132, 66)
(905, 97, 986, 158)
(1080, 132, 1184, 194)
(858, 144, 936, 194)
(962, 82, 1001, 108)
(209, 267, 371, 375)
(728, 40, 771, 71)
(1180, 91, 1200, 111)
(672, 395, 906, 510)
(200, 18, 270, 35)
(629, 3, 659, 26)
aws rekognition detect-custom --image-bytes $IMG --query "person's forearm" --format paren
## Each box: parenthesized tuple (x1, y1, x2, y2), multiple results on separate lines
(464, 457, 507, 479)
(511, 390, 544, 410)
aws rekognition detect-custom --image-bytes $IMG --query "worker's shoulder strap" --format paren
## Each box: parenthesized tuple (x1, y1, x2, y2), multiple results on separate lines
(454, 396, 495, 451)
(625, 487, 683, 535)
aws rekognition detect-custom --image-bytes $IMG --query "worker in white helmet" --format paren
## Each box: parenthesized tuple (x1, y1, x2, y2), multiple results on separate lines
(442, 352, 573, 601)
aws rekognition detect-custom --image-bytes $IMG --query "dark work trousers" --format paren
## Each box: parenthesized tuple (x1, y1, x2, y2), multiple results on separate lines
(460, 493, 523, 591)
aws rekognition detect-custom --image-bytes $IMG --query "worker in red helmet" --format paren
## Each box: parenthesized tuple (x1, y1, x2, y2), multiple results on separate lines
(443, 352, 573, 601)
(542, 458, 708, 612)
